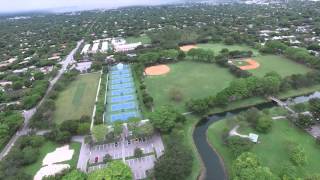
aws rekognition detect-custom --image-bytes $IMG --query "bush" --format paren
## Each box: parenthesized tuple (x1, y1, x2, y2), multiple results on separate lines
(134, 148, 143, 158)
(226, 136, 253, 157)
(289, 144, 307, 166)
(255, 117, 273, 133)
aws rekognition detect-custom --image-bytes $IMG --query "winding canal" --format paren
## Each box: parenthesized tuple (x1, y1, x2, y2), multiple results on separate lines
(192, 92, 320, 180)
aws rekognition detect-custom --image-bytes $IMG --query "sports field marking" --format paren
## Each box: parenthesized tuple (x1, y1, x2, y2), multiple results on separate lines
(112, 73, 131, 79)
(179, 44, 198, 52)
(145, 65, 170, 76)
(111, 82, 133, 90)
(110, 95, 135, 103)
(111, 88, 134, 96)
(110, 112, 138, 122)
(111, 77, 132, 85)
(238, 59, 260, 70)
(111, 102, 136, 111)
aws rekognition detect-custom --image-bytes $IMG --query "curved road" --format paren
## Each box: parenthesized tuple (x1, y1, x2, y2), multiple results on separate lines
(0, 40, 83, 160)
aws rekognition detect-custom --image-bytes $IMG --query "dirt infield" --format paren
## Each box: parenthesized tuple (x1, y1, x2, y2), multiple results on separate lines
(239, 59, 260, 70)
(145, 65, 170, 76)
(179, 45, 197, 52)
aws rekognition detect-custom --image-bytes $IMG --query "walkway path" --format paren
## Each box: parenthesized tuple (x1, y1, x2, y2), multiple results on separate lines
(269, 96, 296, 114)
(0, 40, 83, 160)
(229, 125, 249, 138)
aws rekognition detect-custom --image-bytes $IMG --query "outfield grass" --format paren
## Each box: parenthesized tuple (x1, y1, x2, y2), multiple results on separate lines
(197, 43, 260, 56)
(23, 141, 81, 176)
(248, 55, 313, 77)
(145, 61, 236, 111)
(207, 116, 320, 178)
(125, 35, 151, 44)
(53, 73, 100, 124)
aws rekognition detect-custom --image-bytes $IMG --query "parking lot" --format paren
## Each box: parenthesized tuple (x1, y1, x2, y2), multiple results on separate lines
(83, 134, 164, 179)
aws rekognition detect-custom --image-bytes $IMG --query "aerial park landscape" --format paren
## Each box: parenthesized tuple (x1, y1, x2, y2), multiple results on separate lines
(1, 1, 320, 180)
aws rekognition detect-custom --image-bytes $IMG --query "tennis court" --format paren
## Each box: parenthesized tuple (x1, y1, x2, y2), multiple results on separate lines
(104, 63, 142, 123)
(111, 69, 130, 75)
(110, 112, 138, 122)
(111, 102, 136, 111)
(110, 95, 135, 103)
(111, 88, 134, 96)
(112, 74, 131, 79)
(111, 77, 132, 85)
(111, 83, 133, 90)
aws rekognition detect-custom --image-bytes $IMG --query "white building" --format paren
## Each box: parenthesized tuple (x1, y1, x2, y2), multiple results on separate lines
(100, 41, 109, 52)
(75, 61, 92, 72)
(114, 42, 142, 52)
(81, 44, 91, 55)
(91, 42, 100, 53)
(111, 38, 126, 46)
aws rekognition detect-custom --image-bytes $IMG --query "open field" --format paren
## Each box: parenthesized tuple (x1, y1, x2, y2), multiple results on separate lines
(207, 117, 320, 178)
(145, 61, 236, 111)
(125, 35, 151, 44)
(197, 43, 260, 56)
(53, 73, 100, 124)
(23, 142, 81, 176)
(248, 55, 312, 77)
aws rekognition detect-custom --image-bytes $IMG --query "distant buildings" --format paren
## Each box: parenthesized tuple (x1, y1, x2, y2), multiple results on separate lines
(114, 42, 142, 52)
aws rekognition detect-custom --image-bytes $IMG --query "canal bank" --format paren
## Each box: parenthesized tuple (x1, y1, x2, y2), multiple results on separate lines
(193, 91, 320, 180)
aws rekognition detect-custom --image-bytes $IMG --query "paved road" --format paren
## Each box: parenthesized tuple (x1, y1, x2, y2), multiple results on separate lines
(0, 40, 83, 160)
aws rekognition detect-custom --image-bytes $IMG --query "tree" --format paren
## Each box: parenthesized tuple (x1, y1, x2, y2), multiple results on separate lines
(149, 106, 179, 133)
(169, 88, 183, 102)
(103, 154, 112, 163)
(226, 136, 253, 157)
(62, 170, 87, 180)
(295, 114, 314, 129)
(232, 152, 277, 180)
(255, 117, 273, 133)
(289, 145, 306, 166)
(309, 98, 320, 121)
(134, 148, 143, 158)
(154, 137, 193, 180)
(88, 161, 132, 180)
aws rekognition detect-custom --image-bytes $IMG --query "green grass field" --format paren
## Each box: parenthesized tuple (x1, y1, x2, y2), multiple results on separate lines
(197, 43, 260, 56)
(207, 117, 320, 178)
(23, 141, 81, 176)
(125, 35, 151, 44)
(53, 73, 100, 124)
(145, 61, 236, 111)
(248, 55, 312, 77)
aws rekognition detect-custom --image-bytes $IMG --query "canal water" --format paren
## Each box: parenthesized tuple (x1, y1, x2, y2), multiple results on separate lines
(193, 92, 319, 180)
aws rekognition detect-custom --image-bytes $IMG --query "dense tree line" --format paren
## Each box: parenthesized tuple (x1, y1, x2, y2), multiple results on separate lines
(0, 111, 23, 150)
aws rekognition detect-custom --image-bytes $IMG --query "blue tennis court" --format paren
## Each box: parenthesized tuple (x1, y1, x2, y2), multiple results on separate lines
(111, 77, 132, 85)
(111, 83, 133, 90)
(111, 102, 136, 111)
(112, 74, 131, 79)
(111, 69, 130, 75)
(111, 112, 138, 122)
(111, 95, 134, 103)
(111, 88, 134, 96)
(111, 65, 129, 71)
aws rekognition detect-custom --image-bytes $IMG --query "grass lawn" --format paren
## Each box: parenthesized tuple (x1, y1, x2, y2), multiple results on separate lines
(248, 55, 313, 77)
(23, 141, 81, 176)
(197, 43, 260, 56)
(207, 116, 320, 178)
(145, 61, 236, 111)
(53, 72, 100, 124)
(125, 35, 151, 44)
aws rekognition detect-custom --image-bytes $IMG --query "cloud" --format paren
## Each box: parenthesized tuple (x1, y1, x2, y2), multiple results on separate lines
(0, 0, 179, 13)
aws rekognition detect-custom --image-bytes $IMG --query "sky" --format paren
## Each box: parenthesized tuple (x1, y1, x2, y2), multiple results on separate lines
(0, 0, 181, 13)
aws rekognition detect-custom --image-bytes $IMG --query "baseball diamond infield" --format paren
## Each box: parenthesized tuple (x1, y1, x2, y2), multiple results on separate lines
(145, 65, 170, 76)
